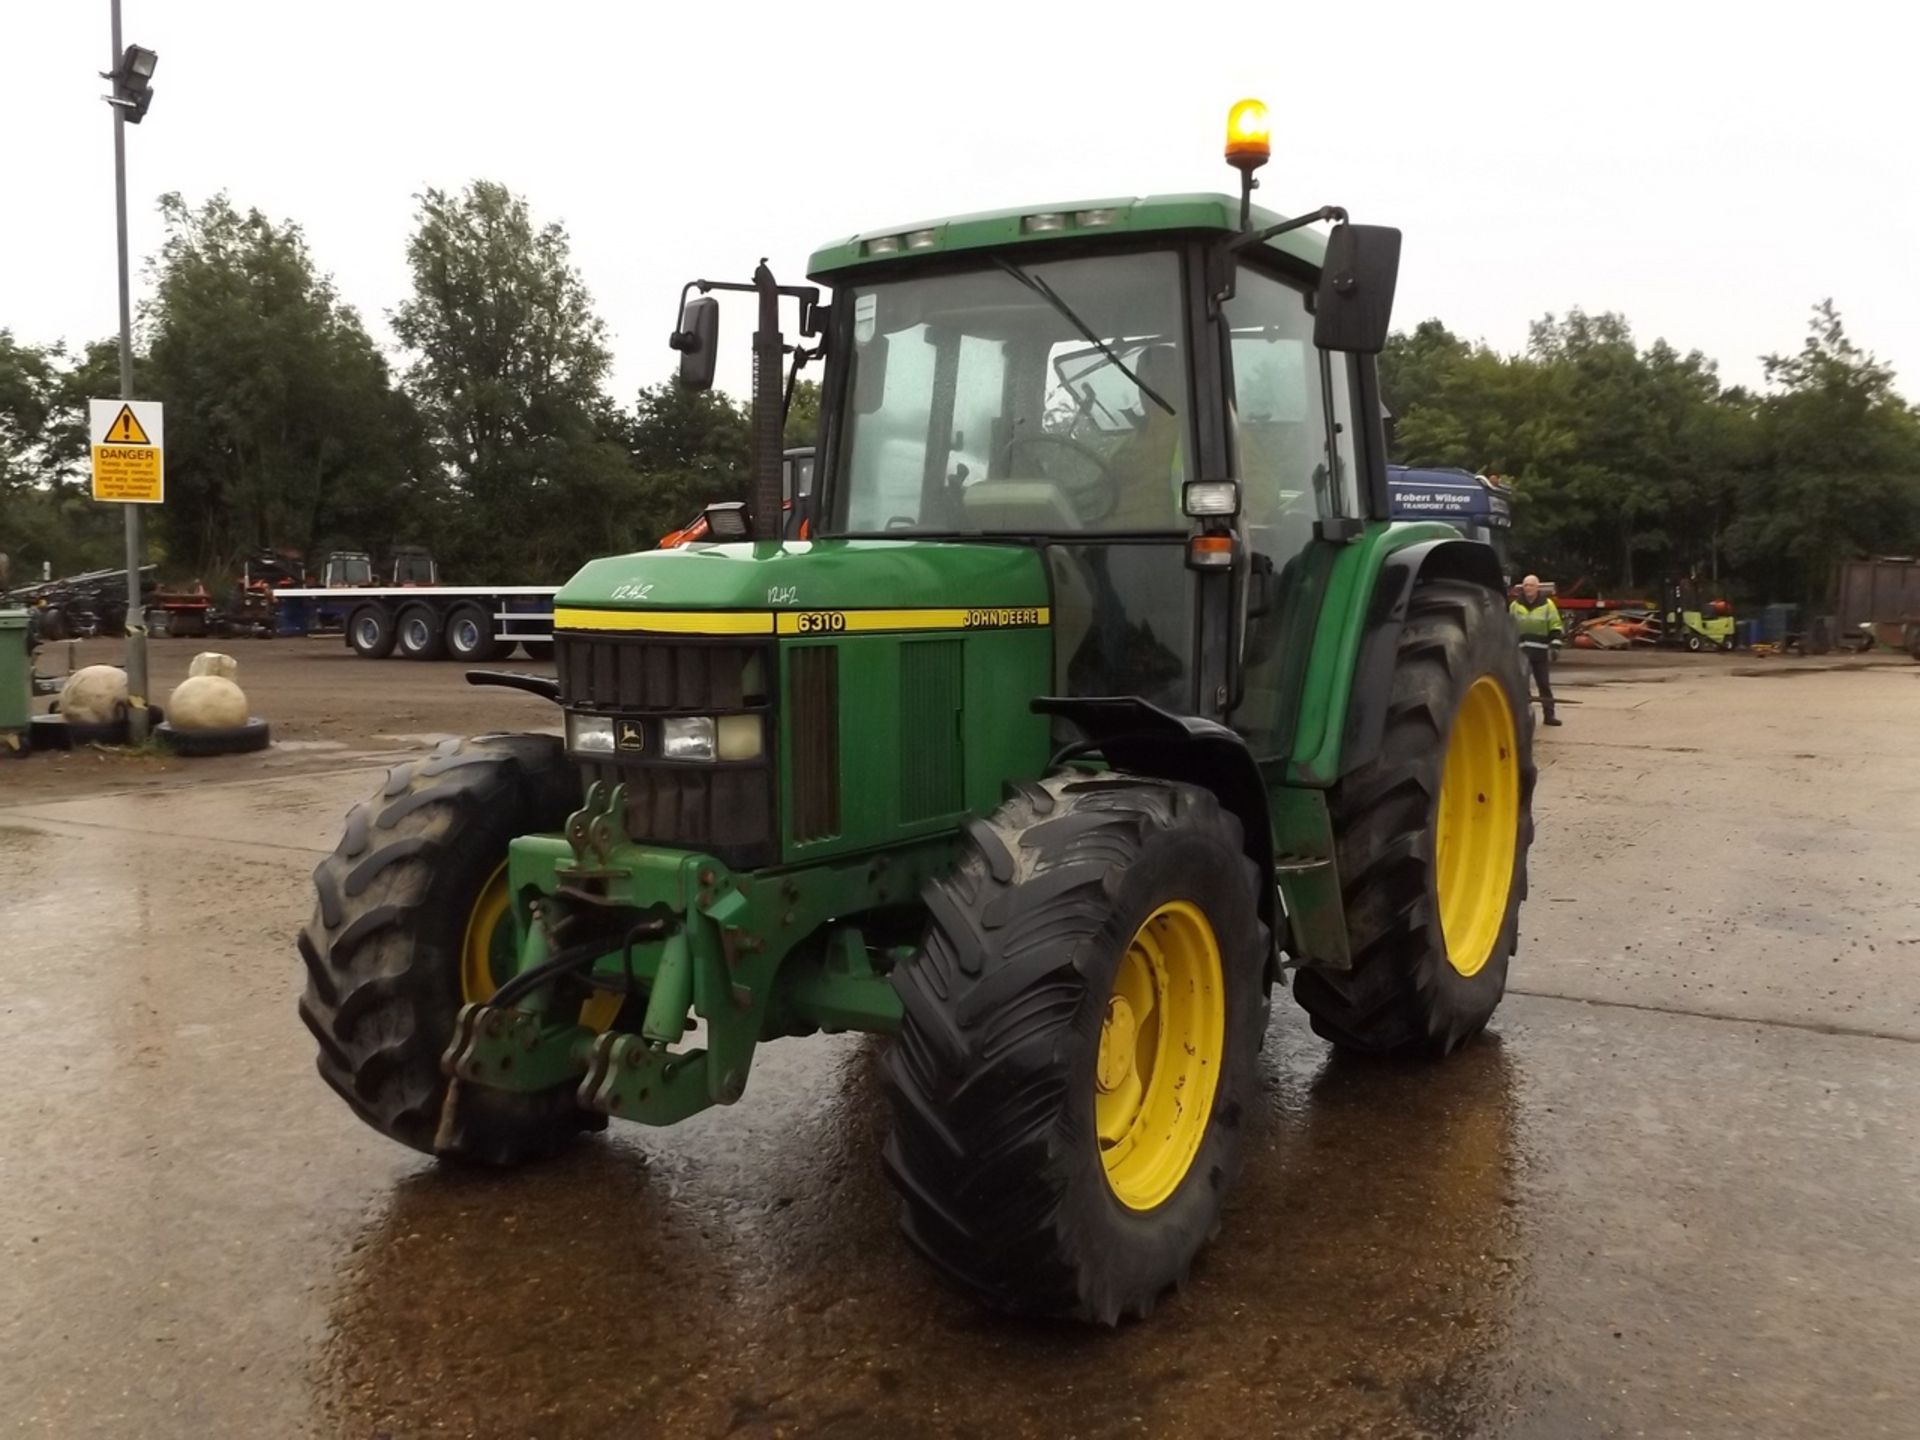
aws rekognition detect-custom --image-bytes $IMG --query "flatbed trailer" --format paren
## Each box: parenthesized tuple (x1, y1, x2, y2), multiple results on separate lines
(268, 585, 559, 662)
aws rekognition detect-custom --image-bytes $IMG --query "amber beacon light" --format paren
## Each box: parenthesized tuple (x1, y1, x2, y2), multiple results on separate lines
(1224, 98, 1271, 171)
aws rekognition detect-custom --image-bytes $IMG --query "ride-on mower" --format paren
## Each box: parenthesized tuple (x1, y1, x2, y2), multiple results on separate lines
(299, 100, 1535, 1323)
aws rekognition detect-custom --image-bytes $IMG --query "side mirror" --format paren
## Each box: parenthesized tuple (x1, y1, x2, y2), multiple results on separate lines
(671, 296, 719, 391)
(1313, 224, 1401, 354)
(852, 333, 889, 415)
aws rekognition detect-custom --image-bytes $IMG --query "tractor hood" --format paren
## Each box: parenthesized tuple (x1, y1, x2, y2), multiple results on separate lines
(556, 539, 1050, 625)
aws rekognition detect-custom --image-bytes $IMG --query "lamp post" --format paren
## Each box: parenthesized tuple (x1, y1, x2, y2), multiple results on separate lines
(103, 4, 156, 739)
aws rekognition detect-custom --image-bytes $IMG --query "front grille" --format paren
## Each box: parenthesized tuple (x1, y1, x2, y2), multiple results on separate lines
(556, 635, 763, 711)
(899, 639, 964, 820)
(576, 762, 772, 861)
(556, 633, 775, 867)
(789, 646, 840, 842)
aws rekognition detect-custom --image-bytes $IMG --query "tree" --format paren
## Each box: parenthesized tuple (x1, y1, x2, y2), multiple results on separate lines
(1729, 301, 1920, 602)
(142, 193, 422, 576)
(393, 181, 635, 579)
(623, 382, 750, 540)
(0, 333, 123, 580)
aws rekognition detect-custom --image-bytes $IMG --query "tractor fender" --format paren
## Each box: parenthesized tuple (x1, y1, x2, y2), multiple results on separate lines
(1032, 696, 1277, 951)
(1339, 537, 1508, 779)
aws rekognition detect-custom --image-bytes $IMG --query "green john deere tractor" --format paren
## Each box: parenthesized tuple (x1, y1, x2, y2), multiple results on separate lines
(299, 102, 1535, 1324)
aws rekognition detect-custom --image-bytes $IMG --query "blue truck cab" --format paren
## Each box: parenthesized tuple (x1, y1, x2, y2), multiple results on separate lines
(1386, 466, 1512, 576)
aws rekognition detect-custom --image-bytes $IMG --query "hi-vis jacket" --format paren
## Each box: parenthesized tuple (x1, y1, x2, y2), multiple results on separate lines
(1510, 597, 1564, 648)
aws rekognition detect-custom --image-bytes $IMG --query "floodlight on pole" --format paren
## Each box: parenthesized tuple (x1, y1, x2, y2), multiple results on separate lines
(102, 41, 158, 123)
(103, 0, 152, 741)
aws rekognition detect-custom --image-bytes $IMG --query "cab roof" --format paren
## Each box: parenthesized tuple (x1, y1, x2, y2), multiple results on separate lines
(806, 192, 1328, 280)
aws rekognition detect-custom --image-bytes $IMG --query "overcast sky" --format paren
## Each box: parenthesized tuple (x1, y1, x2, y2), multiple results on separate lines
(4, 1, 1915, 407)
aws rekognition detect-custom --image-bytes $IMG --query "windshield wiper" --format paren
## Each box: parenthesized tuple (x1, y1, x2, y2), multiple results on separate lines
(991, 256, 1176, 417)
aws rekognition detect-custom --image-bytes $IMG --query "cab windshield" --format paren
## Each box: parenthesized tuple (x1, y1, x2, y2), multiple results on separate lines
(828, 250, 1192, 535)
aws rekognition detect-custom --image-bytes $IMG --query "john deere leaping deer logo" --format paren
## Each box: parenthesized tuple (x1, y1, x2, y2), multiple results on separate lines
(616, 721, 644, 752)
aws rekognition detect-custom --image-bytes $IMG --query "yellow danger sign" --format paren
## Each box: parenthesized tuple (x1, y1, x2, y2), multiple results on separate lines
(102, 403, 152, 446)
(89, 397, 164, 504)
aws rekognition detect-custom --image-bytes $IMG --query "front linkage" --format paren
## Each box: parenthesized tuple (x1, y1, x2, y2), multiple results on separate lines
(439, 779, 950, 1136)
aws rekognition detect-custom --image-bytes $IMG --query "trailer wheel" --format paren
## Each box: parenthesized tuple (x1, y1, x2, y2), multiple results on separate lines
(348, 604, 397, 659)
(40, 607, 69, 643)
(396, 603, 446, 661)
(1294, 579, 1535, 1057)
(444, 603, 500, 663)
(297, 735, 600, 1164)
(886, 773, 1267, 1323)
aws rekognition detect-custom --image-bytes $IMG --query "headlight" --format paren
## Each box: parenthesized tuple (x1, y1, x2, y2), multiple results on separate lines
(660, 715, 715, 760)
(567, 713, 616, 754)
(716, 714, 763, 761)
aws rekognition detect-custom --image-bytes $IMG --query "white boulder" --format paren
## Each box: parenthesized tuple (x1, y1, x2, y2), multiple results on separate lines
(59, 665, 129, 724)
(187, 651, 239, 680)
(167, 674, 248, 730)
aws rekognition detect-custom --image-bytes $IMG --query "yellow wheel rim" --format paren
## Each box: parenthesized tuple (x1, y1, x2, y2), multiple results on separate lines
(1096, 901, 1226, 1211)
(1435, 675, 1521, 978)
(460, 862, 514, 1004)
(460, 862, 620, 1029)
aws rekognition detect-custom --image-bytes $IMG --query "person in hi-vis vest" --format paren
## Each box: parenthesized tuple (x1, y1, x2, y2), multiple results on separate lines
(1510, 574, 1564, 726)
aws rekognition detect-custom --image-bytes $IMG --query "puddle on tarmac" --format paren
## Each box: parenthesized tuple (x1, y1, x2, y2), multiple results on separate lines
(309, 1029, 1531, 1439)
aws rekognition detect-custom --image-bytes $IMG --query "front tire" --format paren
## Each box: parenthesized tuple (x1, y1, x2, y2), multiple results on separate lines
(297, 735, 598, 1164)
(1293, 579, 1535, 1057)
(885, 773, 1267, 1323)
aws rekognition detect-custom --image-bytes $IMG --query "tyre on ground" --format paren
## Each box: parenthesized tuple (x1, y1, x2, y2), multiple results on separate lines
(395, 602, 446, 661)
(1292, 577, 1536, 1057)
(297, 734, 601, 1165)
(443, 602, 500, 663)
(348, 603, 397, 659)
(155, 717, 272, 756)
(885, 772, 1268, 1324)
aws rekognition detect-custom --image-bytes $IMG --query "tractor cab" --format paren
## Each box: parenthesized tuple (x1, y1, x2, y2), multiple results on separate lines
(388, 547, 438, 586)
(300, 101, 1533, 1327)
(318, 550, 374, 588)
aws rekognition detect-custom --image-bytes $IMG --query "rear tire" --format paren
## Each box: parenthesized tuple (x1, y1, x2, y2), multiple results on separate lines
(444, 603, 499, 663)
(348, 604, 397, 659)
(396, 603, 445, 661)
(1293, 579, 1535, 1057)
(297, 735, 597, 1164)
(885, 773, 1267, 1323)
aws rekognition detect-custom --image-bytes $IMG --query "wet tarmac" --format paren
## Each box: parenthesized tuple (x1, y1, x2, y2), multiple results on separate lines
(3, 660, 1917, 1438)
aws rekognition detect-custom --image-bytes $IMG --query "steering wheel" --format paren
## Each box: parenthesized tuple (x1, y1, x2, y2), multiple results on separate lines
(999, 434, 1122, 525)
